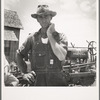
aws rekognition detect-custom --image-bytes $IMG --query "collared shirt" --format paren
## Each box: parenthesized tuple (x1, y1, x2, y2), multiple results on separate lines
(19, 29, 68, 56)
(18, 29, 68, 72)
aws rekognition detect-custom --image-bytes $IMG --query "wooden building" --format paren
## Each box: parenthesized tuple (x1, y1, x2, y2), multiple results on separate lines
(4, 9, 23, 63)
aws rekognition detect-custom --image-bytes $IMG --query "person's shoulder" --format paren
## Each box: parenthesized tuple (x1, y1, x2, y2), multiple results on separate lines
(59, 32, 67, 38)
(54, 31, 67, 39)
(56, 32, 68, 44)
(27, 32, 37, 39)
(29, 29, 40, 37)
(53, 31, 65, 36)
(28, 32, 35, 37)
(26, 31, 40, 43)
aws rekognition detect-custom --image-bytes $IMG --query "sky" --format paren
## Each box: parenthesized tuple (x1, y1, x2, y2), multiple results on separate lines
(4, 0, 97, 47)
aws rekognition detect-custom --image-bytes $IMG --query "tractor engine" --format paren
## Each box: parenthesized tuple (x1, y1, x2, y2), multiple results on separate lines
(62, 47, 96, 86)
(67, 48, 88, 64)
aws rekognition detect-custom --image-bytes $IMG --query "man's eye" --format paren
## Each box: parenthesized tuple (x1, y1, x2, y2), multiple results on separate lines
(38, 5, 41, 8)
(38, 15, 49, 19)
(38, 16, 43, 18)
(44, 15, 48, 18)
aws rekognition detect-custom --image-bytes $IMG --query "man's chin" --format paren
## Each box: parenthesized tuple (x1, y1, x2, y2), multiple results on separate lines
(42, 25, 49, 28)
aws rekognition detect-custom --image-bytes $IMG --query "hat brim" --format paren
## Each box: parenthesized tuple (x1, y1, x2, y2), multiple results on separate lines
(31, 11, 56, 18)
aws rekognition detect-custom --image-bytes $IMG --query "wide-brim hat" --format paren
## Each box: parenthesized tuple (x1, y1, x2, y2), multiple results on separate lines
(31, 5, 57, 18)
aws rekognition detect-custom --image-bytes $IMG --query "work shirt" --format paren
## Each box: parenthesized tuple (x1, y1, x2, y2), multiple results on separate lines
(18, 29, 68, 73)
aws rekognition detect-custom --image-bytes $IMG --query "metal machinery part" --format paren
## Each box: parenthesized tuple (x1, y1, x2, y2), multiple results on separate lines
(62, 41, 96, 86)
(63, 63, 96, 86)
(88, 41, 96, 62)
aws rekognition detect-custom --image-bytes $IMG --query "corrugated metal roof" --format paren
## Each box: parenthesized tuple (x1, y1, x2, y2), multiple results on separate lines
(4, 30, 18, 41)
(4, 9, 23, 29)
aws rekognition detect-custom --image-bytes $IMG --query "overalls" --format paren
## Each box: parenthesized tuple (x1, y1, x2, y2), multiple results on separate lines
(30, 32, 67, 86)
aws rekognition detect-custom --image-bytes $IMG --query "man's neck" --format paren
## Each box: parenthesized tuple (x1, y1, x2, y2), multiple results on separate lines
(41, 27, 48, 38)
(41, 27, 47, 33)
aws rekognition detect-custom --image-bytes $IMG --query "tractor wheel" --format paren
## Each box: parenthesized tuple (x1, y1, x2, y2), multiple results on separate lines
(72, 77, 80, 85)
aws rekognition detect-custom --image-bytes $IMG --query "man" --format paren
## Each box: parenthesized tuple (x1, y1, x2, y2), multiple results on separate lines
(16, 5, 68, 86)
(4, 55, 19, 86)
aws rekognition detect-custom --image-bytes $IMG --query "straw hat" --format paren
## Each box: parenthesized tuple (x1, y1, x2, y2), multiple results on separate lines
(31, 5, 57, 18)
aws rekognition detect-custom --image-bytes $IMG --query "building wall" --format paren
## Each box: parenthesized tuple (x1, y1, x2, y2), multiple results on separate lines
(4, 26, 20, 63)
(4, 26, 20, 39)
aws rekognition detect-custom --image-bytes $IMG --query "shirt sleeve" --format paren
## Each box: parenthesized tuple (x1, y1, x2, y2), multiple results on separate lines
(58, 33, 68, 51)
(18, 34, 34, 57)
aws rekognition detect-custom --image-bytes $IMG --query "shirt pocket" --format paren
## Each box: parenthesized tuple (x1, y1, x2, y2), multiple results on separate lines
(35, 52, 46, 68)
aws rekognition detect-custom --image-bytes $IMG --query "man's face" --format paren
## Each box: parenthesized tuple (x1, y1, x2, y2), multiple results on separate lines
(37, 14, 52, 28)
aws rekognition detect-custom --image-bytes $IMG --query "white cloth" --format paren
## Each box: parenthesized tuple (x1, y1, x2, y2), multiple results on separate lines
(4, 55, 9, 68)
(41, 37, 48, 44)
(4, 55, 19, 86)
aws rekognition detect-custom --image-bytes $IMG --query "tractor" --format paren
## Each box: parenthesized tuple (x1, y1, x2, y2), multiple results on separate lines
(62, 41, 96, 86)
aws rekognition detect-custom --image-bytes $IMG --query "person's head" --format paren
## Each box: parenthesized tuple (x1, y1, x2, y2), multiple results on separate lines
(31, 5, 57, 28)
(36, 14, 52, 28)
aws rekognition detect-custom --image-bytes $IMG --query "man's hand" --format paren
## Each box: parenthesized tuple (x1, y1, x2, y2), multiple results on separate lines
(47, 23, 55, 36)
(22, 71, 36, 84)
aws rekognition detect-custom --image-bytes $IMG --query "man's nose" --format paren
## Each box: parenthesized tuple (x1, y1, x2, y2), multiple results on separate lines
(42, 18, 46, 22)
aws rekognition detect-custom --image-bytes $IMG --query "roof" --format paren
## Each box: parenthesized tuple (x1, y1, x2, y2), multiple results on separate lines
(4, 9, 23, 29)
(4, 30, 18, 41)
